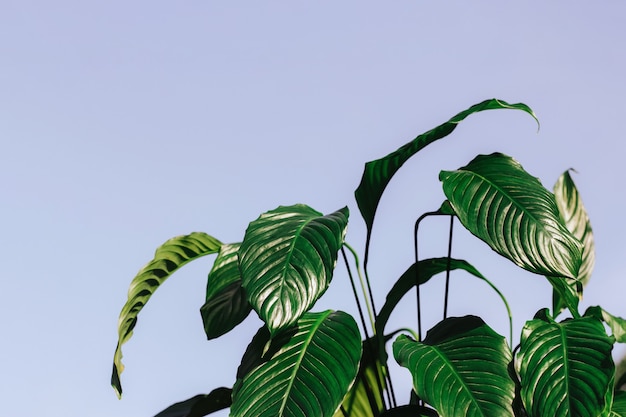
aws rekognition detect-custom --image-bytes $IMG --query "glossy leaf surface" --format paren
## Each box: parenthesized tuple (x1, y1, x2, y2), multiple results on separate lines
(585, 306, 626, 343)
(610, 391, 626, 417)
(393, 316, 515, 417)
(517, 311, 614, 417)
(355, 99, 537, 235)
(552, 170, 595, 315)
(239, 205, 349, 334)
(153, 387, 232, 417)
(376, 258, 511, 343)
(112, 232, 222, 398)
(200, 243, 251, 340)
(231, 310, 362, 417)
(440, 152, 583, 278)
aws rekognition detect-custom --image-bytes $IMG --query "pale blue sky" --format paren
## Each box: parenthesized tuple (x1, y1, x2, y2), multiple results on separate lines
(2, 2, 625, 416)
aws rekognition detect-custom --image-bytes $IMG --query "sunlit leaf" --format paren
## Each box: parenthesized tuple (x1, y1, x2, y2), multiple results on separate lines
(231, 310, 362, 417)
(552, 170, 595, 315)
(239, 205, 349, 334)
(112, 232, 222, 398)
(376, 258, 512, 344)
(393, 316, 515, 417)
(440, 152, 583, 278)
(516, 310, 614, 417)
(585, 306, 626, 343)
(355, 99, 537, 237)
(153, 387, 232, 417)
(200, 243, 252, 340)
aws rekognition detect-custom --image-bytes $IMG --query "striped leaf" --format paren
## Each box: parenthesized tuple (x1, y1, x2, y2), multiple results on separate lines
(516, 311, 614, 417)
(239, 205, 349, 334)
(393, 316, 515, 417)
(440, 152, 583, 279)
(112, 232, 222, 398)
(231, 310, 362, 417)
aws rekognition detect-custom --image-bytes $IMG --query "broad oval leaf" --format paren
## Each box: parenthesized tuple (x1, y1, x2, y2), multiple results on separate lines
(153, 387, 232, 417)
(552, 170, 595, 315)
(355, 99, 537, 236)
(231, 310, 362, 417)
(393, 316, 515, 417)
(200, 243, 252, 340)
(112, 232, 222, 398)
(516, 311, 614, 417)
(239, 204, 349, 334)
(440, 152, 583, 278)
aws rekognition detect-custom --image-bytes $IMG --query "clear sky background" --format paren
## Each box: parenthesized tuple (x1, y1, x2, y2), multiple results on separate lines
(2, 2, 625, 416)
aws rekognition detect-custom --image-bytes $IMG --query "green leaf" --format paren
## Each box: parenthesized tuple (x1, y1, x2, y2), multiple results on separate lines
(376, 258, 512, 344)
(546, 275, 582, 319)
(231, 310, 362, 417)
(333, 339, 385, 417)
(239, 205, 349, 334)
(610, 391, 626, 417)
(440, 152, 583, 279)
(516, 311, 614, 417)
(379, 405, 439, 416)
(153, 387, 232, 417)
(393, 316, 515, 417)
(552, 170, 595, 315)
(112, 232, 222, 398)
(200, 243, 252, 340)
(585, 306, 626, 343)
(355, 99, 537, 237)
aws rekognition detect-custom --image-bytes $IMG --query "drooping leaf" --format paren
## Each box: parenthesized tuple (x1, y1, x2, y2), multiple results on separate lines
(376, 258, 511, 344)
(393, 316, 515, 417)
(440, 152, 583, 279)
(333, 339, 385, 417)
(546, 275, 582, 319)
(611, 391, 626, 416)
(239, 205, 349, 334)
(585, 306, 626, 343)
(231, 310, 362, 417)
(355, 99, 537, 237)
(112, 232, 222, 398)
(516, 310, 614, 417)
(200, 243, 252, 340)
(552, 170, 595, 315)
(153, 387, 232, 417)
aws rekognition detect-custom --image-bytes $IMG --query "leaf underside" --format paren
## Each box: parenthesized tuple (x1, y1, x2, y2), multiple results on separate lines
(239, 204, 349, 334)
(231, 310, 362, 417)
(440, 152, 582, 279)
(112, 232, 222, 398)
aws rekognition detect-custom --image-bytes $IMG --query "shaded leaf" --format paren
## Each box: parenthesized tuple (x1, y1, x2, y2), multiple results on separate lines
(153, 387, 232, 417)
(355, 99, 537, 237)
(440, 152, 583, 278)
(546, 275, 582, 319)
(379, 404, 439, 416)
(516, 310, 614, 417)
(231, 310, 362, 417)
(611, 391, 626, 416)
(239, 205, 349, 334)
(585, 306, 626, 343)
(200, 243, 252, 340)
(112, 232, 222, 398)
(552, 170, 595, 316)
(393, 316, 515, 417)
(376, 258, 511, 344)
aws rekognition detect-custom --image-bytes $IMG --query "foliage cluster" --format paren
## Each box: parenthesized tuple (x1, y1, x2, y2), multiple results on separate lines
(112, 99, 626, 417)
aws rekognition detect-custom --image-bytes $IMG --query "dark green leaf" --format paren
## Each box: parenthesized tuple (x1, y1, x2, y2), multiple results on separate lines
(611, 391, 626, 416)
(516, 311, 614, 417)
(440, 152, 583, 278)
(355, 99, 537, 236)
(393, 316, 515, 417)
(231, 310, 362, 417)
(200, 243, 252, 340)
(546, 275, 582, 319)
(379, 405, 439, 416)
(552, 170, 595, 316)
(585, 306, 626, 343)
(239, 205, 349, 334)
(376, 258, 511, 343)
(153, 387, 232, 417)
(112, 232, 222, 398)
